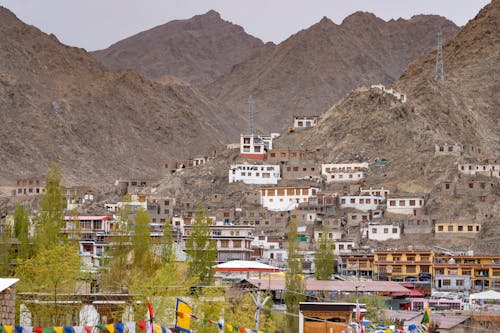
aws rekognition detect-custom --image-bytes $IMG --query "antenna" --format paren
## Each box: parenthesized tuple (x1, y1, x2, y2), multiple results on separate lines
(434, 29, 445, 84)
(247, 95, 254, 135)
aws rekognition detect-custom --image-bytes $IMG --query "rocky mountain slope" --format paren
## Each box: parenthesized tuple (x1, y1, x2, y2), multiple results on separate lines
(0, 7, 240, 186)
(92, 10, 267, 86)
(206, 13, 459, 132)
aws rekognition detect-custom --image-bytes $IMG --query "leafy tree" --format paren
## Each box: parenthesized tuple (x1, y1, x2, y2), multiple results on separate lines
(14, 204, 32, 260)
(34, 162, 65, 252)
(16, 243, 81, 325)
(0, 223, 14, 276)
(185, 205, 217, 285)
(132, 208, 153, 270)
(162, 221, 174, 263)
(284, 218, 306, 333)
(314, 225, 335, 280)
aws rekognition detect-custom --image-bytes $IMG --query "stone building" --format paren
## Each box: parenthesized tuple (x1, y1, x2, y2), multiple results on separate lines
(0, 278, 18, 325)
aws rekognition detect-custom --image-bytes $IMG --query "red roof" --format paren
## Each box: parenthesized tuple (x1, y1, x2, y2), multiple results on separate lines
(64, 216, 109, 221)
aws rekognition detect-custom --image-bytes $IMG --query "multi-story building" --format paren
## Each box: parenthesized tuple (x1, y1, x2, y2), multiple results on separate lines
(339, 252, 374, 279)
(14, 176, 45, 196)
(240, 134, 278, 160)
(373, 249, 433, 282)
(260, 186, 320, 211)
(281, 163, 320, 180)
(229, 164, 281, 184)
(433, 253, 500, 291)
(386, 196, 424, 215)
(458, 160, 500, 178)
(183, 221, 255, 263)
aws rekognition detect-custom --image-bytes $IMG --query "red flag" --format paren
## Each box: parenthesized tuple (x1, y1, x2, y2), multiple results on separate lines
(147, 299, 155, 333)
(137, 321, 147, 333)
(34, 328, 43, 333)
(84, 327, 93, 333)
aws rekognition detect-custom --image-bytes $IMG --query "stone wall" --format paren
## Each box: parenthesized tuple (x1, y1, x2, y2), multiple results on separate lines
(0, 284, 16, 324)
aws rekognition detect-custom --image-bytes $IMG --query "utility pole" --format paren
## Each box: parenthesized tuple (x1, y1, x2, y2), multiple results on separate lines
(250, 284, 271, 332)
(435, 29, 446, 83)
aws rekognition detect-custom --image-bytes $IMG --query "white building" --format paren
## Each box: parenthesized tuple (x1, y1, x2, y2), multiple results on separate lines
(334, 241, 357, 254)
(324, 171, 364, 183)
(240, 133, 279, 160)
(386, 196, 424, 215)
(360, 187, 390, 198)
(458, 162, 500, 178)
(338, 194, 383, 212)
(260, 186, 320, 211)
(293, 116, 318, 130)
(361, 223, 401, 241)
(313, 229, 342, 242)
(371, 84, 407, 103)
(229, 164, 281, 185)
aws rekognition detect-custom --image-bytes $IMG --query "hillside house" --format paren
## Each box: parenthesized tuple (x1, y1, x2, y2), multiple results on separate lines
(386, 196, 424, 215)
(458, 161, 500, 178)
(292, 115, 318, 130)
(435, 222, 481, 237)
(251, 235, 287, 267)
(434, 274, 472, 291)
(240, 133, 278, 160)
(260, 186, 320, 211)
(267, 149, 310, 164)
(362, 223, 401, 241)
(282, 163, 320, 180)
(360, 187, 390, 197)
(370, 84, 407, 103)
(321, 162, 369, 183)
(14, 176, 45, 196)
(338, 194, 384, 212)
(401, 216, 435, 234)
(229, 164, 280, 184)
(435, 143, 463, 156)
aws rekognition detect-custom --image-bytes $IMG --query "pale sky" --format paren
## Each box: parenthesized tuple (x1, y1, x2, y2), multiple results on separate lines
(0, 0, 491, 51)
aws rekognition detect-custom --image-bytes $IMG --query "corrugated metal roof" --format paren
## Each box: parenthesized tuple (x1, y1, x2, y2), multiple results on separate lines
(248, 279, 410, 293)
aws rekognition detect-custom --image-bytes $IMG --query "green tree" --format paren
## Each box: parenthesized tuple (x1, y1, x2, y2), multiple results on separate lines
(314, 225, 335, 280)
(0, 223, 14, 276)
(284, 218, 305, 333)
(14, 204, 31, 260)
(16, 243, 81, 325)
(35, 162, 65, 252)
(132, 208, 153, 269)
(162, 221, 174, 263)
(185, 205, 217, 285)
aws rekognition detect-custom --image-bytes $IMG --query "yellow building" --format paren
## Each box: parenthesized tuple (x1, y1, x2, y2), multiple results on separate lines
(435, 222, 481, 237)
(340, 253, 374, 279)
(374, 250, 433, 282)
(433, 254, 500, 291)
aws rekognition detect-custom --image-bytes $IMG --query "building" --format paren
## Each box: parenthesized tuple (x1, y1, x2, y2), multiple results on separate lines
(435, 222, 481, 238)
(321, 163, 369, 176)
(292, 115, 318, 130)
(299, 302, 358, 333)
(251, 235, 287, 268)
(267, 149, 310, 164)
(228, 164, 281, 185)
(0, 278, 18, 325)
(458, 161, 500, 178)
(373, 249, 433, 282)
(360, 187, 390, 198)
(240, 133, 278, 160)
(14, 176, 45, 196)
(338, 194, 384, 212)
(370, 84, 407, 103)
(433, 253, 500, 291)
(362, 223, 401, 241)
(281, 163, 320, 180)
(434, 274, 472, 291)
(260, 186, 320, 211)
(339, 252, 374, 279)
(386, 196, 424, 215)
(435, 143, 463, 156)
(184, 221, 255, 263)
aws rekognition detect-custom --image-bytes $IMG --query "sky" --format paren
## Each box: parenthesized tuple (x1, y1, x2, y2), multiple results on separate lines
(0, 0, 491, 51)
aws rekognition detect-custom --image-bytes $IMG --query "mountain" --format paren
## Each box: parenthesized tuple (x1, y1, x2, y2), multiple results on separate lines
(0, 7, 240, 186)
(206, 13, 459, 132)
(92, 10, 267, 86)
(273, 0, 499, 251)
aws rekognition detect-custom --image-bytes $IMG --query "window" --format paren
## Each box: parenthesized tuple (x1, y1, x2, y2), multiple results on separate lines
(409, 200, 416, 206)
(392, 228, 398, 234)
(384, 228, 389, 234)
(448, 225, 454, 231)
(458, 225, 463, 231)
(445, 183, 450, 189)
(390, 200, 396, 206)
(350, 198, 355, 204)
(399, 200, 405, 206)
(442, 279, 451, 286)
(233, 240, 242, 248)
(438, 226, 444, 231)
(456, 280, 464, 286)
(406, 266, 416, 273)
(469, 183, 474, 189)
(372, 228, 377, 234)
(378, 256, 386, 261)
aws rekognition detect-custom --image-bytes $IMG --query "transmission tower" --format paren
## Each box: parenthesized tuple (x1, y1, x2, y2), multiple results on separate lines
(247, 95, 254, 135)
(434, 29, 446, 83)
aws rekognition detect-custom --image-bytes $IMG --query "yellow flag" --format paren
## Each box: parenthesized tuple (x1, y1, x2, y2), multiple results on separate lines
(104, 325, 114, 333)
(4, 326, 13, 333)
(54, 328, 62, 333)
(154, 324, 161, 333)
(225, 324, 233, 332)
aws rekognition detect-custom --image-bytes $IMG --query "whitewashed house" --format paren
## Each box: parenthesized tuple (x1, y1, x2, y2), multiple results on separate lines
(321, 163, 369, 183)
(292, 115, 318, 130)
(458, 162, 500, 178)
(260, 186, 320, 211)
(229, 164, 281, 185)
(338, 194, 383, 212)
(240, 133, 279, 160)
(386, 196, 424, 215)
(361, 223, 401, 241)
(360, 187, 390, 198)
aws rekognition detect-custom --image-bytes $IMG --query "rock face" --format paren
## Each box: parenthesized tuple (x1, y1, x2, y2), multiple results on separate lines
(206, 13, 459, 132)
(92, 10, 267, 86)
(0, 7, 240, 186)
